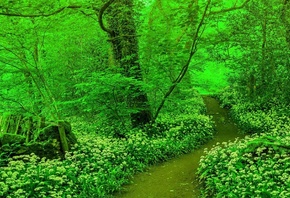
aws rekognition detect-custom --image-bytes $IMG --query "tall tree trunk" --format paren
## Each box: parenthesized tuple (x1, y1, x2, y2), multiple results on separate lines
(281, 0, 290, 102)
(281, 0, 290, 47)
(260, 18, 267, 90)
(99, 0, 152, 127)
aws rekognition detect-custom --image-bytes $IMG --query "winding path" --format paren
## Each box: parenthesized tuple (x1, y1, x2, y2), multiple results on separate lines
(114, 96, 244, 198)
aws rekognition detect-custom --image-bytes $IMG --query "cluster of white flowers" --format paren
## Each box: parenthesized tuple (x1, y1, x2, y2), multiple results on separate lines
(197, 131, 290, 197)
(0, 109, 215, 198)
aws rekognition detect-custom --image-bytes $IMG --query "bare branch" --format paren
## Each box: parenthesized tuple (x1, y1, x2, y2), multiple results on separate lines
(0, 57, 22, 69)
(0, 44, 34, 68)
(98, 0, 115, 36)
(0, 5, 82, 18)
(0, 94, 32, 114)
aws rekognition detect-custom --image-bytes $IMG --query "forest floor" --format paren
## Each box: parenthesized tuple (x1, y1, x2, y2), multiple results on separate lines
(113, 96, 245, 198)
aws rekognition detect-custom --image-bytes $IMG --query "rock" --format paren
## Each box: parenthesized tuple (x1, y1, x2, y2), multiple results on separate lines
(16, 142, 62, 159)
(0, 133, 26, 146)
(0, 121, 78, 164)
(36, 121, 77, 150)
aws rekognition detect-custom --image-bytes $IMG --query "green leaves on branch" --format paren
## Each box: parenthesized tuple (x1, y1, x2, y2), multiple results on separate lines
(69, 70, 151, 125)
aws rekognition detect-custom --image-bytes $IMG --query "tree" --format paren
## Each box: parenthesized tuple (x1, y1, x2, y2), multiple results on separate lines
(98, 0, 214, 124)
(98, 0, 153, 127)
(0, 0, 252, 132)
(202, 0, 290, 101)
(0, 1, 82, 151)
(281, 0, 290, 47)
(139, 0, 199, 112)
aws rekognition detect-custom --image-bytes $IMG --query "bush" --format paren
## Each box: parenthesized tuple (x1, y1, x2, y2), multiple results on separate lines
(218, 88, 290, 135)
(230, 103, 290, 135)
(217, 86, 243, 108)
(197, 133, 290, 198)
(198, 89, 290, 197)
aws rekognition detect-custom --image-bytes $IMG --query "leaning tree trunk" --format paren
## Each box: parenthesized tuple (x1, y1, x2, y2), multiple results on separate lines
(99, 0, 152, 127)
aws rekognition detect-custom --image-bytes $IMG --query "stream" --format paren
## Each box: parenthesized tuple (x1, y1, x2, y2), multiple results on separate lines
(114, 96, 244, 198)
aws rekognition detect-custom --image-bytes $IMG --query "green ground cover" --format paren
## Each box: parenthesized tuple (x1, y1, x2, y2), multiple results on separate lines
(197, 88, 290, 197)
(0, 95, 214, 198)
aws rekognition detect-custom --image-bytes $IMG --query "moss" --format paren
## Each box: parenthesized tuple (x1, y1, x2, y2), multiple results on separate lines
(0, 133, 26, 146)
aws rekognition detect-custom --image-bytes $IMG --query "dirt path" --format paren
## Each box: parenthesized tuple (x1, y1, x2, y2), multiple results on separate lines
(114, 96, 244, 198)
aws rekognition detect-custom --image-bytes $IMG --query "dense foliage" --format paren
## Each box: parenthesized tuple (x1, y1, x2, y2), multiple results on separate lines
(0, 0, 289, 197)
(0, 98, 214, 197)
(197, 87, 290, 197)
(198, 133, 290, 197)
(196, 1, 290, 195)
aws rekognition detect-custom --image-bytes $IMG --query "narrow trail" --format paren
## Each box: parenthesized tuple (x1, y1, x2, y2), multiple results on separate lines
(114, 96, 244, 198)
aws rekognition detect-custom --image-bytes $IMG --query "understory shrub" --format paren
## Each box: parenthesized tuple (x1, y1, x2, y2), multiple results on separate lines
(197, 132, 290, 198)
(218, 88, 290, 135)
(198, 89, 290, 197)
(231, 106, 290, 134)
(217, 86, 243, 108)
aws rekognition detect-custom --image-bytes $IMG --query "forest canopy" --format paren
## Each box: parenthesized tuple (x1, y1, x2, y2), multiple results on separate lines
(0, 0, 289, 129)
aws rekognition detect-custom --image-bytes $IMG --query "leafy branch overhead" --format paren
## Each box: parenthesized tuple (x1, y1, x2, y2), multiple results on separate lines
(153, 0, 251, 120)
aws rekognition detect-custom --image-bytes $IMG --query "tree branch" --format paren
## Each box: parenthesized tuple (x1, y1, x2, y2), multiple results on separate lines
(98, 0, 115, 36)
(0, 94, 32, 114)
(208, 0, 251, 16)
(0, 5, 82, 18)
(153, 0, 212, 121)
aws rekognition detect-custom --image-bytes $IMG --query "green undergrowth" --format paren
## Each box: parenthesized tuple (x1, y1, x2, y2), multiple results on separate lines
(0, 105, 214, 197)
(197, 131, 290, 198)
(217, 86, 290, 134)
(197, 87, 290, 197)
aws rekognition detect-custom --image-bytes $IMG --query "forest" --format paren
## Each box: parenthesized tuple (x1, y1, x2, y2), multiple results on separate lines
(0, 0, 289, 197)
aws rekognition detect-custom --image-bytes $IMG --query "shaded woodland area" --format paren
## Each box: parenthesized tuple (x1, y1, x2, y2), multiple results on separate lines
(0, 0, 290, 197)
